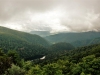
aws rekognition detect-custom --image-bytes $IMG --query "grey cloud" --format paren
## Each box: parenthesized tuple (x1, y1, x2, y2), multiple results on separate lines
(61, 12, 100, 32)
(0, 0, 100, 33)
(0, 0, 59, 21)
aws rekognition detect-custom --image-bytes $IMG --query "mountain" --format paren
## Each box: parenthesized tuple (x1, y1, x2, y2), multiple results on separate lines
(1, 42, 100, 75)
(0, 26, 50, 47)
(0, 26, 50, 59)
(89, 37, 100, 45)
(71, 39, 92, 47)
(30, 31, 50, 37)
(49, 42, 75, 52)
(45, 31, 100, 46)
(71, 37, 100, 47)
(1, 27, 100, 75)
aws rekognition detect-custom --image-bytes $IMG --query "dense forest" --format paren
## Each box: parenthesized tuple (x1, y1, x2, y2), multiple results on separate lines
(0, 26, 50, 59)
(0, 26, 100, 75)
(1, 43, 100, 75)
(45, 32, 100, 47)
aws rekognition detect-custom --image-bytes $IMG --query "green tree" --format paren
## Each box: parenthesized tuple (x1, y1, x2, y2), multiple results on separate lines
(72, 55, 100, 75)
(43, 63, 63, 75)
(4, 64, 25, 75)
(0, 49, 12, 74)
(7, 50, 21, 65)
(26, 65, 42, 75)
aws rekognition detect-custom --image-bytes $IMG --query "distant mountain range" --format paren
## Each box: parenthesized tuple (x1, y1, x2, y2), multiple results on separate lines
(45, 31, 100, 47)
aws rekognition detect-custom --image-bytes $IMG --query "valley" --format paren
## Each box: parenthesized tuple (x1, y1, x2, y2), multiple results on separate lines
(0, 26, 100, 75)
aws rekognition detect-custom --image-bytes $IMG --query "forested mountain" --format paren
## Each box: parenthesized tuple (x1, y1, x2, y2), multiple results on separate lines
(45, 31, 100, 44)
(0, 26, 50, 59)
(1, 26, 100, 75)
(49, 42, 74, 52)
(89, 37, 100, 45)
(71, 37, 100, 47)
(1, 43, 100, 75)
(0, 26, 50, 47)
(71, 39, 91, 47)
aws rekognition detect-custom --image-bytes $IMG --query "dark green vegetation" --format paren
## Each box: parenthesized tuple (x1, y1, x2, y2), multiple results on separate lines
(0, 26, 100, 75)
(49, 42, 74, 52)
(71, 37, 100, 47)
(45, 32, 100, 47)
(0, 26, 50, 59)
(1, 44, 100, 75)
(0, 26, 50, 47)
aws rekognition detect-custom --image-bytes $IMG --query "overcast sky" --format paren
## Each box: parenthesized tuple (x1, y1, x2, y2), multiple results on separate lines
(0, 0, 100, 33)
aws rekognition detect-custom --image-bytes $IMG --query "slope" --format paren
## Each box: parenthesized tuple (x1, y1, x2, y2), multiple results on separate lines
(0, 26, 50, 59)
(45, 31, 100, 44)
(0, 26, 50, 47)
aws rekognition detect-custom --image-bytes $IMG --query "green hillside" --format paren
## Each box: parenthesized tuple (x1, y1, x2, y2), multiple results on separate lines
(89, 37, 100, 45)
(1, 26, 100, 75)
(71, 37, 100, 47)
(71, 39, 92, 47)
(0, 26, 50, 47)
(45, 31, 100, 44)
(0, 26, 50, 59)
(49, 42, 74, 52)
(1, 43, 100, 75)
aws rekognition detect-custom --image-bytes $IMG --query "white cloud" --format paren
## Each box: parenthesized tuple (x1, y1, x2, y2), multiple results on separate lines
(0, 0, 100, 33)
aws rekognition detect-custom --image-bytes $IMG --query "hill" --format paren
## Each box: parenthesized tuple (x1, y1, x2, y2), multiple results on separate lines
(49, 42, 74, 52)
(0, 26, 50, 59)
(89, 37, 100, 45)
(71, 37, 100, 47)
(45, 31, 100, 47)
(0, 26, 50, 47)
(1, 37, 100, 75)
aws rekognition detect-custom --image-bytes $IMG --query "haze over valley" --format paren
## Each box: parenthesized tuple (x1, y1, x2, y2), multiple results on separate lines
(0, 0, 100, 75)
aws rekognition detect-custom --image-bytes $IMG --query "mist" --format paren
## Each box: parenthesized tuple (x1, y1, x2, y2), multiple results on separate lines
(0, 0, 100, 33)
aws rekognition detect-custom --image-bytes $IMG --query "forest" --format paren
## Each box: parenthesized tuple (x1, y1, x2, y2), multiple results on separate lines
(0, 26, 100, 75)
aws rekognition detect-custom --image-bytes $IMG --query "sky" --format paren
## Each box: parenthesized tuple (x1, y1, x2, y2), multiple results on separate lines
(0, 0, 100, 33)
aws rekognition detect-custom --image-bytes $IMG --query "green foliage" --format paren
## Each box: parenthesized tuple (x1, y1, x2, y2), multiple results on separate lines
(43, 63, 63, 75)
(0, 49, 12, 74)
(0, 26, 50, 47)
(0, 26, 50, 59)
(4, 64, 25, 75)
(26, 65, 42, 75)
(1, 43, 100, 75)
(49, 42, 74, 52)
(72, 55, 100, 75)
(23, 61, 33, 71)
(7, 50, 20, 65)
(1, 26, 100, 75)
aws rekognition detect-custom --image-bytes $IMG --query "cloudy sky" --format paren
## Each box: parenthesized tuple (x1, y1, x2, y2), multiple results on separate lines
(0, 0, 100, 33)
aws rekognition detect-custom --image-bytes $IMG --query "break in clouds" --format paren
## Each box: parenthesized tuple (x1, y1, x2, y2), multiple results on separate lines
(0, 0, 100, 33)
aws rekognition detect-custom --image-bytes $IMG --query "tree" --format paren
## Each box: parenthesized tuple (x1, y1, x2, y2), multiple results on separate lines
(4, 64, 25, 75)
(43, 63, 63, 75)
(0, 49, 12, 74)
(26, 65, 42, 75)
(7, 50, 21, 65)
(72, 55, 100, 75)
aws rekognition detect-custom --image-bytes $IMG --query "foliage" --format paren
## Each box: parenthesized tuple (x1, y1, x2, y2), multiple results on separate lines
(0, 49, 12, 74)
(1, 26, 100, 75)
(49, 42, 74, 52)
(4, 64, 25, 75)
